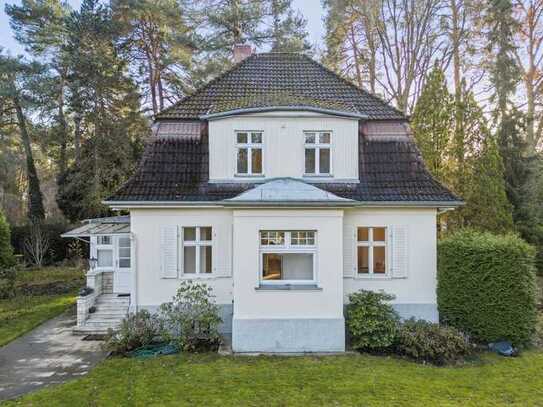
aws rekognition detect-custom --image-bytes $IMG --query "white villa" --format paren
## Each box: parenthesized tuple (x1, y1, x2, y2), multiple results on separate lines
(63, 47, 461, 353)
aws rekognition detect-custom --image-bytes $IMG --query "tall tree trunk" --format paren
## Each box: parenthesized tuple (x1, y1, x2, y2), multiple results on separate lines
(451, 0, 464, 192)
(349, 24, 363, 88)
(57, 80, 68, 178)
(74, 113, 82, 166)
(13, 94, 45, 222)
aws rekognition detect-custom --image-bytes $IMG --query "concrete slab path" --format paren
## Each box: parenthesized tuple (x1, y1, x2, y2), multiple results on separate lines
(0, 311, 107, 401)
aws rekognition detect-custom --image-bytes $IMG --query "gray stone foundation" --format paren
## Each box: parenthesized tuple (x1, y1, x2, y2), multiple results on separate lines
(232, 317, 345, 353)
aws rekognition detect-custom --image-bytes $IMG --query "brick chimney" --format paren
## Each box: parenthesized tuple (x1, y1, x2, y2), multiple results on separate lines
(233, 44, 253, 64)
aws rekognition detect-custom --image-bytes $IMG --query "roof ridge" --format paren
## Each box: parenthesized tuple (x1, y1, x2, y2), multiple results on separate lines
(298, 54, 406, 119)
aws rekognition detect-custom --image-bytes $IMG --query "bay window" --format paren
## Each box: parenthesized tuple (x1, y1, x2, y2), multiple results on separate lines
(304, 131, 331, 175)
(357, 227, 387, 275)
(183, 227, 213, 274)
(260, 230, 316, 284)
(236, 131, 263, 175)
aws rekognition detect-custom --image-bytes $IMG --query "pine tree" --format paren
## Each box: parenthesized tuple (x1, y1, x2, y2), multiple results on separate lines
(0, 54, 46, 222)
(267, 0, 310, 52)
(56, 0, 149, 221)
(411, 66, 454, 185)
(112, 0, 195, 115)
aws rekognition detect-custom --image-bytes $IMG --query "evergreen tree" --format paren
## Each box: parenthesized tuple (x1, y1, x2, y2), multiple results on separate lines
(267, 0, 310, 52)
(6, 0, 72, 181)
(56, 0, 148, 221)
(0, 54, 46, 222)
(485, 0, 528, 223)
(111, 0, 195, 115)
(411, 66, 454, 185)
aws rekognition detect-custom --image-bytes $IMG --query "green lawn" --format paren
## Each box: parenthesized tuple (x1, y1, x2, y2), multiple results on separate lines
(4, 351, 543, 406)
(0, 266, 83, 347)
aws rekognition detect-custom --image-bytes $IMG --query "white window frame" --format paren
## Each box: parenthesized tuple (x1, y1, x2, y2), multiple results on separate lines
(304, 131, 332, 176)
(235, 131, 264, 176)
(356, 226, 389, 277)
(259, 230, 317, 285)
(95, 234, 114, 270)
(181, 226, 213, 276)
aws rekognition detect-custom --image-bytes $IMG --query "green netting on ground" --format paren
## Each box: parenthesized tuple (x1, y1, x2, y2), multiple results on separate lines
(128, 343, 178, 359)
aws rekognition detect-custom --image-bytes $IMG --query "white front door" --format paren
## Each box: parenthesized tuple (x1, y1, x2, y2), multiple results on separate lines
(114, 236, 132, 293)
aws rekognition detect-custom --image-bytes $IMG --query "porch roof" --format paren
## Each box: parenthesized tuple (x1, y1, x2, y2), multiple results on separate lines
(61, 215, 130, 238)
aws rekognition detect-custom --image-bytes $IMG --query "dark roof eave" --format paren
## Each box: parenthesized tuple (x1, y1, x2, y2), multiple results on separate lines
(103, 199, 464, 208)
(200, 106, 368, 120)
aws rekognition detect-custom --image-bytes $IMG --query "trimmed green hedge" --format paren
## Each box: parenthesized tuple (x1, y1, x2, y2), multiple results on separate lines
(437, 230, 538, 346)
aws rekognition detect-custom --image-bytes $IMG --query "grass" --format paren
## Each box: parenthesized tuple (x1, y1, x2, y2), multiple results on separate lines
(4, 351, 543, 406)
(0, 294, 76, 346)
(0, 266, 83, 347)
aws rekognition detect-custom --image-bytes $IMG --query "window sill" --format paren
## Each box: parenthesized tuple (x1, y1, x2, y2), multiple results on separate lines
(255, 284, 322, 291)
(234, 174, 265, 178)
(352, 274, 393, 280)
(303, 174, 333, 178)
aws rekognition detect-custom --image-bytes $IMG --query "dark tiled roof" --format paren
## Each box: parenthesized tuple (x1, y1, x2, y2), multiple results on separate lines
(107, 133, 460, 204)
(155, 53, 404, 121)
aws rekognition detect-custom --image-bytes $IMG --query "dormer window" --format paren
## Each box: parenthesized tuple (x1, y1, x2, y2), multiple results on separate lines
(236, 131, 263, 176)
(304, 131, 331, 176)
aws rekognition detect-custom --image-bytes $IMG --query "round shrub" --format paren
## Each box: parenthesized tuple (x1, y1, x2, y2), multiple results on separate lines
(394, 318, 473, 365)
(346, 290, 399, 352)
(437, 230, 538, 346)
(104, 310, 162, 355)
(159, 281, 222, 353)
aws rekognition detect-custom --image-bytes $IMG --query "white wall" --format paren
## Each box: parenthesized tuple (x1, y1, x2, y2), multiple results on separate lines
(131, 206, 438, 312)
(343, 208, 438, 305)
(130, 208, 234, 307)
(232, 209, 344, 319)
(208, 112, 359, 182)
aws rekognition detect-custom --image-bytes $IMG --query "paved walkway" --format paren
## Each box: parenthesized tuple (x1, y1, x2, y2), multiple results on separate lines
(0, 311, 107, 401)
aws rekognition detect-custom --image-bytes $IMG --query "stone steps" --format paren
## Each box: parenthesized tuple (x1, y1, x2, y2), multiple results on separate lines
(74, 294, 129, 336)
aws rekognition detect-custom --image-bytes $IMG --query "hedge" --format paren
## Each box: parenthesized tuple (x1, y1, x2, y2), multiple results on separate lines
(437, 230, 538, 346)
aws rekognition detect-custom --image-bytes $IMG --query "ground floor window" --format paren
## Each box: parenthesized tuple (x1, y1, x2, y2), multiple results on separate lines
(260, 230, 316, 284)
(357, 227, 387, 275)
(183, 227, 212, 274)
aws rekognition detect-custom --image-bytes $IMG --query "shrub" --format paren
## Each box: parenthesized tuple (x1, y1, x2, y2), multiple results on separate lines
(0, 267, 16, 299)
(0, 210, 15, 269)
(346, 290, 399, 352)
(438, 230, 538, 346)
(394, 319, 473, 365)
(159, 281, 222, 353)
(103, 310, 161, 355)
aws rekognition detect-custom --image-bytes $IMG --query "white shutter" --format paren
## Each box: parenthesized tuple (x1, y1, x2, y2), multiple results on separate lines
(343, 225, 356, 277)
(391, 225, 409, 279)
(213, 222, 232, 277)
(160, 225, 178, 278)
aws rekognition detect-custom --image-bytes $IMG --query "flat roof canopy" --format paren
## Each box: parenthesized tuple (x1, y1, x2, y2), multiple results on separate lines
(61, 215, 130, 238)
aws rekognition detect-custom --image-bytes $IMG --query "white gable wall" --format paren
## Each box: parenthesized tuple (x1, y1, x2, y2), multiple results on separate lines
(208, 113, 359, 181)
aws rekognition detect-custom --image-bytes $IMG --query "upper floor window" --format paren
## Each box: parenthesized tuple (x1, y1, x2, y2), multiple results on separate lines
(304, 131, 331, 175)
(236, 131, 263, 175)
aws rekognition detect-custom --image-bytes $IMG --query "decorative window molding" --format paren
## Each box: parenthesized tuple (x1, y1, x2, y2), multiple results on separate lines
(236, 131, 263, 176)
(304, 131, 331, 176)
(259, 230, 317, 285)
(356, 227, 388, 277)
(182, 227, 213, 275)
